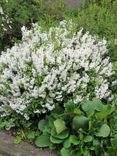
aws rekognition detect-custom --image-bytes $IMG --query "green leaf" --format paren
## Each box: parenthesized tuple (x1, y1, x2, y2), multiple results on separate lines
(96, 104, 114, 119)
(64, 100, 76, 113)
(60, 148, 70, 156)
(84, 135, 93, 143)
(50, 135, 63, 144)
(35, 134, 51, 147)
(96, 111, 109, 119)
(83, 150, 91, 156)
(72, 116, 89, 131)
(93, 139, 100, 147)
(92, 98, 104, 111)
(111, 136, 117, 147)
(51, 128, 69, 139)
(69, 135, 79, 145)
(81, 100, 95, 114)
(14, 136, 22, 144)
(96, 124, 110, 138)
(27, 130, 35, 139)
(63, 139, 71, 148)
(81, 98, 104, 114)
(51, 105, 64, 114)
(74, 107, 82, 115)
(38, 119, 48, 131)
(54, 119, 66, 134)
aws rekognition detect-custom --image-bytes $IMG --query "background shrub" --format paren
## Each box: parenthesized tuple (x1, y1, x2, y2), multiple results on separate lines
(0, 0, 68, 51)
(1, 0, 117, 62)
(74, 0, 117, 62)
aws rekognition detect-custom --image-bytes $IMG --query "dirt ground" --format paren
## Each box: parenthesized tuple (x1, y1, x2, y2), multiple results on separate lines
(0, 131, 58, 156)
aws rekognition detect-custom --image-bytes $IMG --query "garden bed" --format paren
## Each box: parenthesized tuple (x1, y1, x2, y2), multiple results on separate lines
(0, 0, 117, 156)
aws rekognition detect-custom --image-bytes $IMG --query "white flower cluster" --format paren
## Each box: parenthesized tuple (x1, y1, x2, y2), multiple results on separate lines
(0, 20, 113, 119)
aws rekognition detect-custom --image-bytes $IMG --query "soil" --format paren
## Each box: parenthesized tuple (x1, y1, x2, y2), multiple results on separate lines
(0, 131, 58, 156)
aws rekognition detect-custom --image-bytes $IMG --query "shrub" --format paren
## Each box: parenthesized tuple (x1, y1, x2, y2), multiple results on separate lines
(0, 0, 34, 50)
(0, 20, 114, 121)
(75, 0, 117, 61)
(0, 0, 68, 51)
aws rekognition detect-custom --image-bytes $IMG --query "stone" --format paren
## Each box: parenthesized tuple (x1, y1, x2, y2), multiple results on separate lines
(0, 131, 58, 156)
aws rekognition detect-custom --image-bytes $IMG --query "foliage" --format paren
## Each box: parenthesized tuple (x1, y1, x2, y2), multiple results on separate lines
(15, 98, 117, 156)
(0, 0, 69, 51)
(1, 0, 117, 63)
(74, 0, 117, 62)
(0, 0, 34, 51)
(34, 99, 117, 156)
(0, 1, 117, 155)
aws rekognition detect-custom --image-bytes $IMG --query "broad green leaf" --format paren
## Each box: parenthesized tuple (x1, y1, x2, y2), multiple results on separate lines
(93, 139, 100, 147)
(96, 124, 110, 138)
(96, 112, 109, 119)
(63, 139, 71, 148)
(51, 105, 64, 114)
(54, 119, 66, 134)
(51, 128, 69, 139)
(83, 150, 91, 156)
(60, 148, 70, 156)
(74, 107, 82, 115)
(38, 119, 48, 131)
(84, 135, 93, 143)
(27, 130, 35, 139)
(35, 134, 51, 147)
(102, 105, 114, 114)
(50, 135, 63, 144)
(72, 116, 89, 130)
(96, 105, 114, 119)
(92, 98, 104, 111)
(64, 100, 76, 113)
(69, 135, 79, 145)
(81, 98, 104, 114)
(81, 100, 95, 114)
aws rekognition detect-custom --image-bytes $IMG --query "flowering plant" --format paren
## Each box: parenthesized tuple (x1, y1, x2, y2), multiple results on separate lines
(0, 20, 114, 120)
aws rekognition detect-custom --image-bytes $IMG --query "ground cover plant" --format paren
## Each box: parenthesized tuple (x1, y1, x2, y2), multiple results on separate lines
(0, 0, 117, 156)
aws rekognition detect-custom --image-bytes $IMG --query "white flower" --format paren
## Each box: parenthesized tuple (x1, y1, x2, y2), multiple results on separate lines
(0, 6, 4, 14)
(0, 20, 114, 119)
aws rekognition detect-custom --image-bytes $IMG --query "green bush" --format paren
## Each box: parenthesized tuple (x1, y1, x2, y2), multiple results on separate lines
(0, 0, 68, 51)
(74, 0, 117, 62)
(0, 0, 34, 50)
(1, 0, 117, 62)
